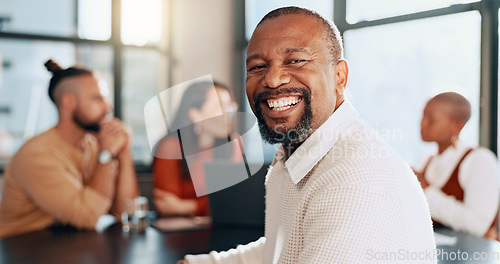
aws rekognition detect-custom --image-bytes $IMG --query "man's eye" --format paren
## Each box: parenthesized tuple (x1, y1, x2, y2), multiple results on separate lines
(290, 59, 306, 64)
(248, 65, 266, 72)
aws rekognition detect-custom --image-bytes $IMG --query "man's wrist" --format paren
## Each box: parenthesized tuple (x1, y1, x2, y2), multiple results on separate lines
(116, 145, 133, 160)
(98, 149, 117, 165)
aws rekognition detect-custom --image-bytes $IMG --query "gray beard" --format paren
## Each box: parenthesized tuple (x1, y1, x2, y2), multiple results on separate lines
(253, 88, 313, 147)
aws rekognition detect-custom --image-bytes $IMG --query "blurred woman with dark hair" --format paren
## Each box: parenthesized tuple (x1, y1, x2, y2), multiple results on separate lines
(153, 81, 240, 217)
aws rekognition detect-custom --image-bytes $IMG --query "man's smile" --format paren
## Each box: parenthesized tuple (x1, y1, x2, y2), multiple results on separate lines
(266, 95, 302, 111)
(254, 88, 308, 120)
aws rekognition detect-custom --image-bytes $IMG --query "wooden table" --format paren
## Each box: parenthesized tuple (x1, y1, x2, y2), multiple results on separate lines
(1, 222, 499, 263)
(434, 225, 500, 263)
(0, 222, 264, 264)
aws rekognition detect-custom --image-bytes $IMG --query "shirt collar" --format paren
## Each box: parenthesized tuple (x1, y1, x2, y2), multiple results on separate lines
(272, 100, 359, 184)
(434, 139, 468, 161)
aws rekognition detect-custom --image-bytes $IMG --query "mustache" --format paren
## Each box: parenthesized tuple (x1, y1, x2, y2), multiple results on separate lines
(254, 87, 309, 105)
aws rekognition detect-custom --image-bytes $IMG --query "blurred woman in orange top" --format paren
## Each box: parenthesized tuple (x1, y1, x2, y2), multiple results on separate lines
(153, 81, 241, 216)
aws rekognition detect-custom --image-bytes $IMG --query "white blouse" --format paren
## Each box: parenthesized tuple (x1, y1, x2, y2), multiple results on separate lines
(422, 140, 500, 237)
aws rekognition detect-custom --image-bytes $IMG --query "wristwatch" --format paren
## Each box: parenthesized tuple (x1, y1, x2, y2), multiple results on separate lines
(98, 149, 115, 165)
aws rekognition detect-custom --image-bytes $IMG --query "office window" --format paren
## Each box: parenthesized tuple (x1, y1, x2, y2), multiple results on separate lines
(76, 44, 114, 100)
(122, 48, 167, 165)
(0, 39, 74, 160)
(344, 11, 481, 165)
(0, 40, 115, 162)
(236, 0, 498, 164)
(245, 0, 333, 40)
(78, 0, 112, 40)
(0, 0, 170, 169)
(347, 0, 478, 24)
(121, 0, 163, 46)
(0, 0, 76, 36)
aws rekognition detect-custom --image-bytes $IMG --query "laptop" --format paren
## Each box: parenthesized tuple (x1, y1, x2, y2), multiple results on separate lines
(204, 161, 268, 227)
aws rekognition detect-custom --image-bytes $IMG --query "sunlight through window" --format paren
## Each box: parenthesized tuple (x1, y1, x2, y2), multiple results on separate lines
(121, 0, 162, 46)
(78, 0, 111, 40)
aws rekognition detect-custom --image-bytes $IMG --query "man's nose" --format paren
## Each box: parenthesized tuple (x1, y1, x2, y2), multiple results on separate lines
(264, 66, 291, 88)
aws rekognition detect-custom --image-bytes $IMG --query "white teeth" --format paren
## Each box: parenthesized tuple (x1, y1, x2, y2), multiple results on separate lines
(274, 105, 292, 111)
(266, 97, 302, 111)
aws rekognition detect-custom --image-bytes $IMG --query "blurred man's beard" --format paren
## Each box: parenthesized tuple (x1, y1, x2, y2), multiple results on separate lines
(73, 111, 100, 132)
(253, 88, 313, 147)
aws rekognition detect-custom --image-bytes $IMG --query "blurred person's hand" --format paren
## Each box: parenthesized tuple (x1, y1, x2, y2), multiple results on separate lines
(414, 170, 429, 189)
(177, 260, 188, 264)
(98, 118, 128, 156)
(113, 119, 133, 153)
(153, 188, 196, 216)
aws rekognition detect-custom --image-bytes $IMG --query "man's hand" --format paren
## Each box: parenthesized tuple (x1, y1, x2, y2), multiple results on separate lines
(153, 188, 197, 216)
(177, 260, 188, 264)
(98, 119, 129, 156)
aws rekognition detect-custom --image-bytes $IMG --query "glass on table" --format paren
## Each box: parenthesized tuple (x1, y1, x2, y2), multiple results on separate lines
(121, 196, 149, 233)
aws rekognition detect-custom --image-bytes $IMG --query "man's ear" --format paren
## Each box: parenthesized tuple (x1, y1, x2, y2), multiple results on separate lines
(334, 60, 349, 94)
(59, 93, 77, 114)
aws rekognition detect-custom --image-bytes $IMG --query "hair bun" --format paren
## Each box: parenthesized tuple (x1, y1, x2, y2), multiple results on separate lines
(44, 60, 63, 73)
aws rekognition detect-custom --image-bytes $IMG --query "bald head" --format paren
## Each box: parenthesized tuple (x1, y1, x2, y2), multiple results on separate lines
(256, 6, 344, 64)
(429, 92, 471, 123)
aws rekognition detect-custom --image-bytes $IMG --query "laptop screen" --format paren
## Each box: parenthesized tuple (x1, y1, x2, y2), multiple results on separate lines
(204, 162, 268, 227)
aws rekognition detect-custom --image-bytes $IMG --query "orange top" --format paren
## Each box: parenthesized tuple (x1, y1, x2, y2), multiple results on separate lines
(153, 135, 243, 216)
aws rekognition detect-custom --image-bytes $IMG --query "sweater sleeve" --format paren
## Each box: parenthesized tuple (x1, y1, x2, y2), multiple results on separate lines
(184, 237, 266, 264)
(11, 150, 111, 229)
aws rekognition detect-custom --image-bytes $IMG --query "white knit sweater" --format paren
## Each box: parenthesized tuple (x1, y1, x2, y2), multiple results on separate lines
(186, 101, 436, 264)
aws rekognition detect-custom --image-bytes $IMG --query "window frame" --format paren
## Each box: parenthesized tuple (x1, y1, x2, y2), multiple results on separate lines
(0, 0, 174, 172)
(333, 0, 498, 155)
(237, 0, 499, 155)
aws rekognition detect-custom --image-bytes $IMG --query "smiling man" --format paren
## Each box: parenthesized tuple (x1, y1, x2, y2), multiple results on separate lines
(183, 6, 436, 264)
